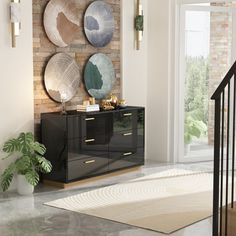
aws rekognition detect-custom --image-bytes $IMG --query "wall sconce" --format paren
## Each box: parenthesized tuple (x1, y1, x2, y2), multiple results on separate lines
(10, 0, 21, 48)
(135, 0, 144, 50)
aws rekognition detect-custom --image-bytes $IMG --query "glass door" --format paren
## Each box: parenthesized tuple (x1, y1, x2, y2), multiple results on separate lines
(178, 4, 235, 162)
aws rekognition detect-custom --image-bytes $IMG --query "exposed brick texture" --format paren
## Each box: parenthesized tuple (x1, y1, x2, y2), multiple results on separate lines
(208, 5, 232, 145)
(33, 0, 121, 136)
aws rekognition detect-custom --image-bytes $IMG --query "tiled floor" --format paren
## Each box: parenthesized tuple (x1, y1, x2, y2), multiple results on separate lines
(0, 162, 213, 236)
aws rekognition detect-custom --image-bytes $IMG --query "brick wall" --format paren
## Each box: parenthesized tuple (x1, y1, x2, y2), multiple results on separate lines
(33, 0, 121, 135)
(208, 5, 232, 144)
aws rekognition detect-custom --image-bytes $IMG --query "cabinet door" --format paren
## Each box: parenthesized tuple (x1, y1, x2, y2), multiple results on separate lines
(67, 116, 80, 139)
(137, 108, 145, 130)
(67, 156, 108, 181)
(113, 109, 138, 132)
(41, 115, 67, 182)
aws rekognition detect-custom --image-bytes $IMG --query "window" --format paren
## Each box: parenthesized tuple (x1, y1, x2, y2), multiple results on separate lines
(177, 3, 236, 162)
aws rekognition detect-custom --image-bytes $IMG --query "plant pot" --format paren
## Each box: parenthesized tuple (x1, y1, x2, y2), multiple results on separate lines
(17, 175, 34, 195)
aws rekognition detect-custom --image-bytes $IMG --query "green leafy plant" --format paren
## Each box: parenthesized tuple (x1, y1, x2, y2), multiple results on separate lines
(1, 132, 52, 192)
(184, 113, 207, 145)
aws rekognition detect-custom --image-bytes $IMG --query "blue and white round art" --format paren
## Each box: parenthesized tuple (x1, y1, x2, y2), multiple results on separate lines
(84, 53, 115, 99)
(84, 1, 115, 48)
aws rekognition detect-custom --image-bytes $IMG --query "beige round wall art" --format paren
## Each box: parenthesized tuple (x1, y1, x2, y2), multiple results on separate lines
(44, 53, 81, 103)
(44, 0, 80, 47)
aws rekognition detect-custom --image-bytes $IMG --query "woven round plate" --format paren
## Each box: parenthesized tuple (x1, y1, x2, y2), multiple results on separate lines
(44, 53, 80, 102)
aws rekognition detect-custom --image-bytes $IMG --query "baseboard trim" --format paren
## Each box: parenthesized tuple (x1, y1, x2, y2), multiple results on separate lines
(43, 166, 142, 189)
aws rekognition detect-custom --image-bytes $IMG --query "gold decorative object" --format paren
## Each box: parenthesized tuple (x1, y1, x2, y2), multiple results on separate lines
(10, 0, 21, 48)
(118, 99, 127, 108)
(100, 100, 115, 111)
(135, 0, 144, 50)
(89, 97, 96, 105)
(107, 94, 118, 108)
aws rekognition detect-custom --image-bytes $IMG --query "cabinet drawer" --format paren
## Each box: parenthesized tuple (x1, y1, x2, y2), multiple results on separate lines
(81, 113, 112, 138)
(68, 138, 108, 161)
(113, 110, 138, 132)
(109, 130, 137, 152)
(109, 148, 144, 171)
(67, 156, 108, 181)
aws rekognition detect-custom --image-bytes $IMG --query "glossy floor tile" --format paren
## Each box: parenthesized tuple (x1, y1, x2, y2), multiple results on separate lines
(0, 162, 213, 236)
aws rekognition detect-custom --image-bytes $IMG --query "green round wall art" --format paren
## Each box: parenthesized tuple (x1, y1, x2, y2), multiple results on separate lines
(84, 53, 115, 99)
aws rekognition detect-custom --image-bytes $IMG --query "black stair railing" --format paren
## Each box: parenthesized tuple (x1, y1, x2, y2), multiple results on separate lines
(211, 61, 236, 236)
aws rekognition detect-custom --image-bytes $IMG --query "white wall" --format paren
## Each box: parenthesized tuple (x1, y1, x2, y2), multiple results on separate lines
(121, 0, 148, 107)
(122, 0, 174, 163)
(146, 0, 173, 163)
(0, 0, 34, 190)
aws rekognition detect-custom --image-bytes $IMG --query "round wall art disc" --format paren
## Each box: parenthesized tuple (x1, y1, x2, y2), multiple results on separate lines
(84, 53, 115, 99)
(44, 53, 81, 103)
(84, 1, 115, 48)
(44, 0, 80, 47)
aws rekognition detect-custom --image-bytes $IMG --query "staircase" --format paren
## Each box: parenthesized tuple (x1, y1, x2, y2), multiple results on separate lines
(211, 61, 236, 236)
(221, 204, 236, 236)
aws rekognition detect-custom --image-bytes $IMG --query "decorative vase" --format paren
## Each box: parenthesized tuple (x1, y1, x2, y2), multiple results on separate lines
(17, 175, 34, 195)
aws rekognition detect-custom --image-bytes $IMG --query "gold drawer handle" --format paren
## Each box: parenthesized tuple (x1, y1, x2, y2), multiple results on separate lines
(85, 118, 95, 121)
(123, 113, 132, 117)
(123, 152, 133, 156)
(85, 139, 95, 143)
(123, 132, 133, 136)
(84, 160, 96, 164)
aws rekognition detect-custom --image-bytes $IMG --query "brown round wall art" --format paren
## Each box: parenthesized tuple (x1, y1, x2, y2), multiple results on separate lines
(44, 53, 81, 103)
(44, 0, 80, 47)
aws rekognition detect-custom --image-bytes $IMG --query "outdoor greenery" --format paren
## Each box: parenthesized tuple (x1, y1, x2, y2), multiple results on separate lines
(184, 56, 209, 144)
(0, 132, 52, 192)
(184, 112, 207, 144)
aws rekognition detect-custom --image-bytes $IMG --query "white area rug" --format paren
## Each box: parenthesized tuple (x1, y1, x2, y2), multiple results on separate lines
(45, 169, 213, 234)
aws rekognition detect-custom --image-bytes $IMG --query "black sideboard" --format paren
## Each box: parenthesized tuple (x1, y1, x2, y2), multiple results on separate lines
(41, 106, 145, 183)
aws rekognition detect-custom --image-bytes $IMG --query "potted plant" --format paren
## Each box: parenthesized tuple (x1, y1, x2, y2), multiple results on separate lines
(0, 132, 52, 195)
(184, 114, 207, 155)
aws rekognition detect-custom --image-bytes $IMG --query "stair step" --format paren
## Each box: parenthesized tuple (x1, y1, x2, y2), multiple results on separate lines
(221, 203, 236, 236)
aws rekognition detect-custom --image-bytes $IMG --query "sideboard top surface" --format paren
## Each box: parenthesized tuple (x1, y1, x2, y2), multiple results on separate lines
(41, 106, 145, 117)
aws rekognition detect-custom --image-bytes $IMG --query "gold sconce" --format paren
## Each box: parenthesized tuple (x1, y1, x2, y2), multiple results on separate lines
(135, 0, 144, 50)
(10, 0, 21, 48)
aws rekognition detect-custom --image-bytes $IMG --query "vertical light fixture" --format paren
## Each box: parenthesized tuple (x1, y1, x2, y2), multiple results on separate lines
(10, 0, 21, 48)
(135, 0, 144, 50)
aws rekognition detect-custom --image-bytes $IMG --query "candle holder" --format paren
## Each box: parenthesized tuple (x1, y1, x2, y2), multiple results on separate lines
(135, 0, 144, 50)
(10, 0, 21, 48)
(60, 93, 67, 115)
(61, 101, 67, 115)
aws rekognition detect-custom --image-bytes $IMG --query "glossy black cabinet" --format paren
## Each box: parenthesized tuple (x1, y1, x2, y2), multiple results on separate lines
(41, 106, 145, 183)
